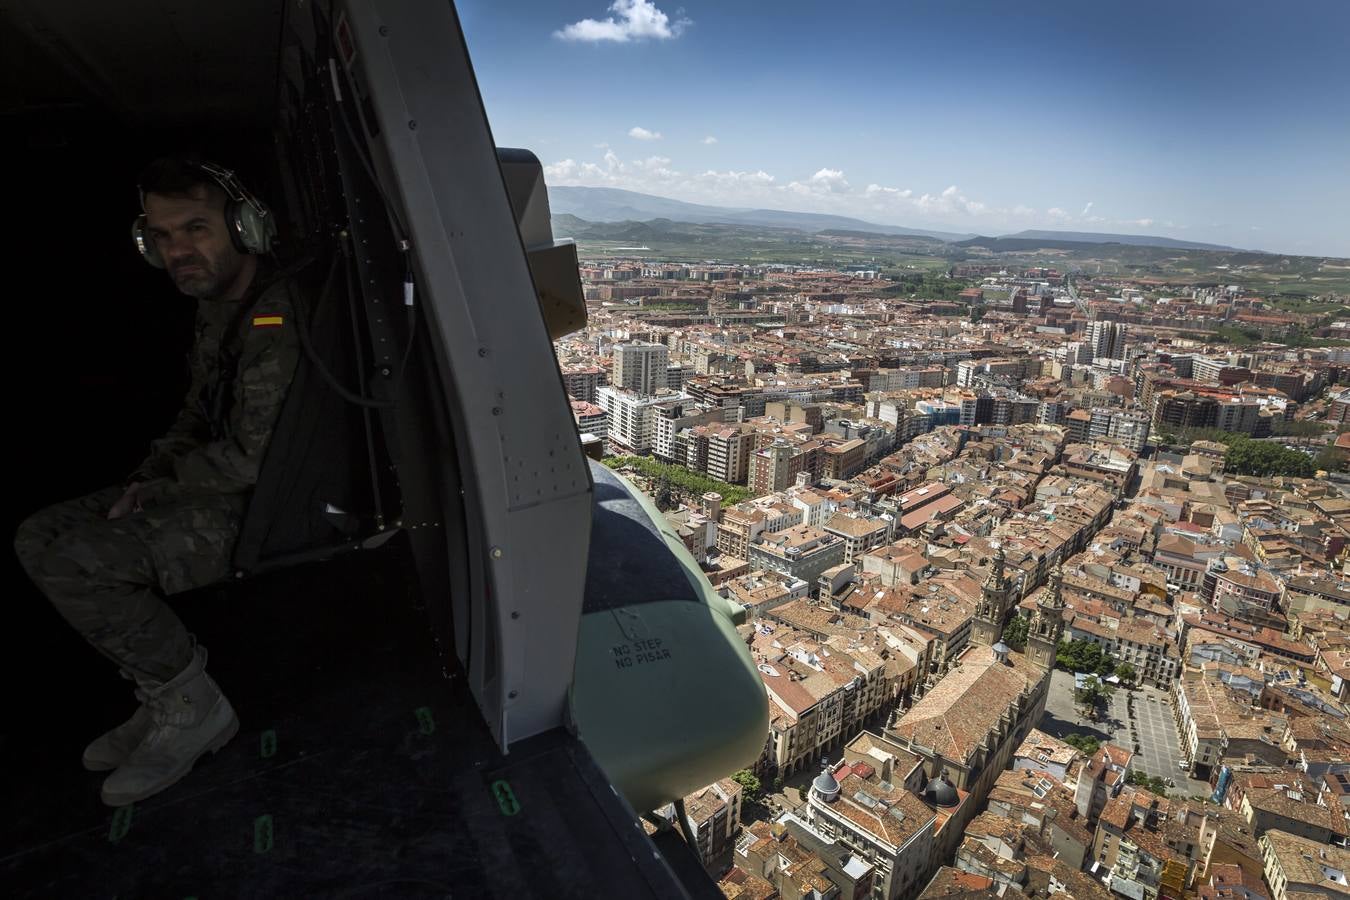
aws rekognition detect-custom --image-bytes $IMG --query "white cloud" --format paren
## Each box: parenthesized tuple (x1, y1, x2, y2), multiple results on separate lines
(555, 0, 690, 43)
(865, 184, 913, 198)
(628, 126, 662, 141)
(695, 169, 776, 187)
(787, 167, 851, 195)
(593, 141, 610, 149)
(1081, 201, 1094, 217)
(541, 151, 1185, 235)
(701, 136, 718, 145)
(915, 185, 985, 217)
(544, 159, 578, 181)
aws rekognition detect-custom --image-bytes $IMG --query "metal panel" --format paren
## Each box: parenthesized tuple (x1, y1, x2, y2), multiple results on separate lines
(336, 0, 591, 748)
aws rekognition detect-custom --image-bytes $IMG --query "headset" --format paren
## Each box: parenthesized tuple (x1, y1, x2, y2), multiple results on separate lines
(132, 160, 277, 268)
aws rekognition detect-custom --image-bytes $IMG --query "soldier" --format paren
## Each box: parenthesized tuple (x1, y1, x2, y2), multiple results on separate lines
(13, 157, 301, 806)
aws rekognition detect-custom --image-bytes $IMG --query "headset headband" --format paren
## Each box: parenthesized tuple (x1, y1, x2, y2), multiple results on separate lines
(137, 160, 265, 217)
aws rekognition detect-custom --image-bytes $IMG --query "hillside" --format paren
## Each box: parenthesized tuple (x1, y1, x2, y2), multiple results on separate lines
(998, 230, 1243, 252)
(547, 185, 972, 242)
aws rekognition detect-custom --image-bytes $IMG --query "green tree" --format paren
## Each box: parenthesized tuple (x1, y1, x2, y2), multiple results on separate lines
(1115, 663, 1137, 687)
(1076, 675, 1115, 720)
(1056, 639, 1113, 675)
(1127, 770, 1169, 798)
(1063, 733, 1101, 756)
(602, 456, 753, 505)
(1223, 437, 1314, 478)
(1272, 419, 1331, 438)
(1002, 614, 1029, 651)
(730, 769, 761, 798)
(1314, 446, 1348, 474)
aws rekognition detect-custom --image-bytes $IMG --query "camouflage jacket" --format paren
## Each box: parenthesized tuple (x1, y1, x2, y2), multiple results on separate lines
(131, 270, 302, 505)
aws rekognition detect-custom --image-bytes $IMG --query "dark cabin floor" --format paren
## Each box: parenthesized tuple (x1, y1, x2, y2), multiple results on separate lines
(0, 540, 700, 899)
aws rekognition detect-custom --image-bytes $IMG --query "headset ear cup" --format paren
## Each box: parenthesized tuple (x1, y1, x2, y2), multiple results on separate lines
(223, 199, 251, 254)
(132, 215, 165, 268)
(229, 199, 277, 255)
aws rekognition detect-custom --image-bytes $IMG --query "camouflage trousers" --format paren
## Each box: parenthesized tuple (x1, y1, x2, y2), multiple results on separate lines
(14, 485, 243, 682)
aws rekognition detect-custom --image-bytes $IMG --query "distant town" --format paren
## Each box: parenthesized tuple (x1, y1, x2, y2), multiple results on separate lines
(556, 252, 1350, 900)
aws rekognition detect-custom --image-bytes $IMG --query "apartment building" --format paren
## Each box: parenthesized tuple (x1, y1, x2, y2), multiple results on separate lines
(559, 364, 604, 403)
(1200, 558, 1283, 623)
(611, 340, 668, 396)
(823, 511, 892, 564)
(596, 386, 690, 454)
(802, 734, 939, 900)
(1091, 789, 1193, 900)
(569, 400, 608, 442)
(686, 423, 756, 484)
(750, 525, 847, 589)
(673, 778, 743, 868)
(1258, 830, 1349, 900)
(754, 628, 898, 777)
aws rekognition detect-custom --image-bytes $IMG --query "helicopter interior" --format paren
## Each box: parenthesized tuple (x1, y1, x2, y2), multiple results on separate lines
(1, 1, 746, 897)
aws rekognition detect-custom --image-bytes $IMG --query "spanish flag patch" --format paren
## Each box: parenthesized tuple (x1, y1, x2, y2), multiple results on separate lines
(252, 315, 284, 328)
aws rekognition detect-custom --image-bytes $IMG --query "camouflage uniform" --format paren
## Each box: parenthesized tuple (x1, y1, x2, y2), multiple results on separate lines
(14, 272, 301, 683)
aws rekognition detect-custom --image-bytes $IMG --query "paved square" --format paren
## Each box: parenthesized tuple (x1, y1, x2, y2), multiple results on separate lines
(1040, 669, 1213, 799)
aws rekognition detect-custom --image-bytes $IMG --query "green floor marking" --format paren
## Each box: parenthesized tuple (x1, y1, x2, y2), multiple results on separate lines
(108, 804, 134, 843)
(491, 779, 520, 816)
(414, 706, 435, 735)
(253, 814, 274, 854)
(260, 729, 277, 758)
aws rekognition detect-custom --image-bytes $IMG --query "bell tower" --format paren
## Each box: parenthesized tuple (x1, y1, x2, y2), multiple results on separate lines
(1027, 562, 1066, 670)
(972, 544, 1010, 647)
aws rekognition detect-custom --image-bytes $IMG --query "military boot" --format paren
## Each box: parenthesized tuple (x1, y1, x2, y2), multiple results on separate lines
(100, 646, 239, 807)
(82, 671, 156, 771)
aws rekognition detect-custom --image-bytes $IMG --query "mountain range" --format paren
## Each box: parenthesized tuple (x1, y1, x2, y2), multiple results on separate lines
(547, 186, 974, 243)
(546, 186, 1244, 253)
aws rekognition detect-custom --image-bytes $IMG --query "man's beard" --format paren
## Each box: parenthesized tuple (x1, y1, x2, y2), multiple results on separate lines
(170, 254, 237, 300)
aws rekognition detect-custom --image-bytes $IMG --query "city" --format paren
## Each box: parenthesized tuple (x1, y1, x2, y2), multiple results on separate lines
(555, 246, 1350, 900)
(4, 0, 1348, 897)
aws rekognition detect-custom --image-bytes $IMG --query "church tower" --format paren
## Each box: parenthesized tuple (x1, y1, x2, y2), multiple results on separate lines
(1027, 562, 1066, 670)
(972, 545, 1011, 647)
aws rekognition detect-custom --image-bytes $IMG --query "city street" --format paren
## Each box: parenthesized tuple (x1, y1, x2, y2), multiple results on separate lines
(1039, 669, 1213, 799)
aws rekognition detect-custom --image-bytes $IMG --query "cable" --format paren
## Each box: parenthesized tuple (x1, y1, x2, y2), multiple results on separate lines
(290, 244, 421, 412)
(279, 2, 419, 413)
(332, 84, 409, 245)
(291, 253, 395, 409)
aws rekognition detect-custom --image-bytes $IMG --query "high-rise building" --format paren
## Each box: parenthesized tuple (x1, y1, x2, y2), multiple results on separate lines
(560, 364, 605, 404)
(612, 341, 668, 397)
(596, 386, 689, 455)
(1086, 320, 1127, 360)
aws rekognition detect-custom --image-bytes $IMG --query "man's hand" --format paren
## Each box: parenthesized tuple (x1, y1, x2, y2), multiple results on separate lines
(108, 483, 144, 520)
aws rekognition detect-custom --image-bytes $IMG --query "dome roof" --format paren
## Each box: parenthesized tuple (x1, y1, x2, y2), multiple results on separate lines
(813, 768, 841, 799)
(992, 641, 1011, 655)
(923, 776, 959, 808)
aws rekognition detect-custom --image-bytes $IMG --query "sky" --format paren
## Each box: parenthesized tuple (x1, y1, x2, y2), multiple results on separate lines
(458, 0, 1350, 257)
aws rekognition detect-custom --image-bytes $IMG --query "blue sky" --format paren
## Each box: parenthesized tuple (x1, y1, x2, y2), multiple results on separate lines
(459, 0, 1350, 256)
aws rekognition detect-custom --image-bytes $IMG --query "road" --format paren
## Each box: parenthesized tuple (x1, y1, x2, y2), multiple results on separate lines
(1066, 274, 1087, 316)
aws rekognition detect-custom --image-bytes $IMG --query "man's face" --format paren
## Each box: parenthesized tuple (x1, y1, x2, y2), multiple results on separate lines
(143, 185, 247, 300)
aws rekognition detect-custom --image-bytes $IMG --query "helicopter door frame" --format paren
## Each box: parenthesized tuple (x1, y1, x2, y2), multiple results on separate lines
(329, 0, 592, 750)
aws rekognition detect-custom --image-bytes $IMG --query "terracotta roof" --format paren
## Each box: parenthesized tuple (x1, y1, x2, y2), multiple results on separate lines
(890, 645, 1039, 764)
